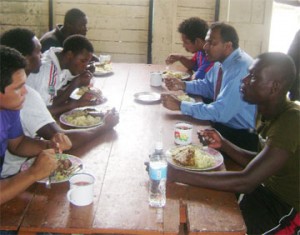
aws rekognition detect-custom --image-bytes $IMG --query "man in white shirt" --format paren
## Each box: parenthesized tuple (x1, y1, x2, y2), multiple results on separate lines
(27, 34, 104, 117)
(1, 28, 119, 177)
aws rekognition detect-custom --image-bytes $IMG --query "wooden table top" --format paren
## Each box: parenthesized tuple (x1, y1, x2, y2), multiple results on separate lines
(0, 63, 246, 235)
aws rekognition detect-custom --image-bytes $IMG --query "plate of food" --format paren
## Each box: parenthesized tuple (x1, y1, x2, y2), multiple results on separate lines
(60, 107, 105, 128)
(93, 62, 113, 76)
(176, 94, 195, 102)
(166, 145, 223, 171)
(70, 86, 104, 101)
(162, 70, 190, 80)
(134, 92, 161, 103)
(20, 153, 83, 183)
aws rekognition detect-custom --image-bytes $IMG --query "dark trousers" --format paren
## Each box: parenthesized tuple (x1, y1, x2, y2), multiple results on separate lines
(239, 185, 299, 235)
(213, 122, 258, 152)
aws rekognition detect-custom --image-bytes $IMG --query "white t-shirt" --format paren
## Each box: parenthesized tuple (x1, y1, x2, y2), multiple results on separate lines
(1, 86, 55, 178)
(26, 47, 74, 105)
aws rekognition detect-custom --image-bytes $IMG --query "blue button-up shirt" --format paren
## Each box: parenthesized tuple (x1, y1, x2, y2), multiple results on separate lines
(181, 48, 257, 130)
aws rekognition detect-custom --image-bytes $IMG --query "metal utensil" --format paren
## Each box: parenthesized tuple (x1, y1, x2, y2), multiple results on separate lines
(67, 164, 83, 176)
(197, 132, 209, 147)
(45, 172, 55, 189)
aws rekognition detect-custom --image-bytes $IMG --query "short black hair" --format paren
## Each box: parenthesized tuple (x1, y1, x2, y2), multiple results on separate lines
(0, 28, 35, 56)
(178, 17, 208, 43)
(258, 52, 296, 92)
(0, 45, 26, 93)
(210, 22, 239, 49)
(64, 8, 86, 25)
(62, 34, 94, 55)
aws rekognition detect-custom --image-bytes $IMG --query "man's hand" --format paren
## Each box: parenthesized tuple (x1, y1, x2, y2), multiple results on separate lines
(47, 133, 72, 153)
(198, 129, 223, 149)
(103, 109, 119, 130)
(165, 54, 182, 65)
(29, 149, 58, 181)
(74, 71, 93, 87)
(161, 94, 181, 111)
(76, 93, 105, 107)
(164, 77, 185, 91)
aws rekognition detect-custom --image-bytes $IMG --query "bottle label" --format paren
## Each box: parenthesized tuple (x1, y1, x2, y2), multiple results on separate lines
(149, 165, 167, 180)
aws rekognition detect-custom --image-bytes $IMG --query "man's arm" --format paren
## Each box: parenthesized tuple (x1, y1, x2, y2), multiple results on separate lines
(52, 70, 93, 107)
(168, 145, 290, 193)
(201, 129, 257, 166)
(0, 149, 57, 205)
(7, 135, 48, 157)
(7, 132, 71, 158)
(37, 110, 119, 150)
(166, 54, 195, 70)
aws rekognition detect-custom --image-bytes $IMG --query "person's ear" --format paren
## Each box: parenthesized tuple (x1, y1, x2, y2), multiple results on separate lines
(65, 51, 74, 60)
(195, 38, 205, 49)
(225, 41, 233, 50)
(270, 80, 280, 95)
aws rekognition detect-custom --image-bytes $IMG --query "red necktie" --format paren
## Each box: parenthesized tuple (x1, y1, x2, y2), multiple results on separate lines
(214, 66, 223, 100)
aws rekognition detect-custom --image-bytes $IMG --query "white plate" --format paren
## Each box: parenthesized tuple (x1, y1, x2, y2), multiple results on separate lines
(134, 92, 161, 103)
(70, 87, 103, 100)
(166, 145, 223, 172)
(60, 107, 105, 128)
(162, 70, 190, 80)
(20, 154, 83, 183)
(93, 63, 113, 76)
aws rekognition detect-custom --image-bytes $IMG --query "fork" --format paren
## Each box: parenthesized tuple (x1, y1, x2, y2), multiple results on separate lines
(67, 164, 83, 176)
(45, 172, 55, 189)
(197, 132, 209, 147)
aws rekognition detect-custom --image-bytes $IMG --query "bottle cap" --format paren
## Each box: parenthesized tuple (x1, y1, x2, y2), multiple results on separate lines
(155, 141, 163, 151)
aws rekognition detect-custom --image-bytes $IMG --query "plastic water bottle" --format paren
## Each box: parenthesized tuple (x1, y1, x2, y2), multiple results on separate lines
(149, 142, 167, 207)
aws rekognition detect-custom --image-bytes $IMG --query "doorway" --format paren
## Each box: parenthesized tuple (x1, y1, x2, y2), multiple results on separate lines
(269, 1, 300, 53)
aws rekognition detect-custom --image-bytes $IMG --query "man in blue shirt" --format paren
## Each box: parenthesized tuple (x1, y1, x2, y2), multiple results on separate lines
(161, 22, 257, 151)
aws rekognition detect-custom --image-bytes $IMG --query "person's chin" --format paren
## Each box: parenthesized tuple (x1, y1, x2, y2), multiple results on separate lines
(13, 103, 24, 110)
(241, 94, 254, 104)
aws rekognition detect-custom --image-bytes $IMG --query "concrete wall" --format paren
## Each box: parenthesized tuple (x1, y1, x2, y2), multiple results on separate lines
(0, 0, 273, 64)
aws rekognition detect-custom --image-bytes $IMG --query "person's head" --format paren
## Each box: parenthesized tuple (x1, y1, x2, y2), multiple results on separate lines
(178, 17, 208, 53)
(241, 52, 296, 105)
(64, 8, 88, 36)
(0, 28, 42, 75)
(61, 34, 94, 75)
(0, 45, 27, 110)
(203, 22, 239, 62)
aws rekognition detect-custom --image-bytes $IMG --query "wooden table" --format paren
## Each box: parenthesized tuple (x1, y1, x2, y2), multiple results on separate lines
(0, 63, 246, 235)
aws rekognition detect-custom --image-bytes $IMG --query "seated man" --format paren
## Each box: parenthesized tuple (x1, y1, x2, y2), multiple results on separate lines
(40, 8, 88, 53)
(162, 22, 257, 151)
(26, 34, 103, 117)
(165, 17, 214, 80)
(168, 52, 300, 234)
(0, 28, 119, 178)
(0, 46, 71, 205)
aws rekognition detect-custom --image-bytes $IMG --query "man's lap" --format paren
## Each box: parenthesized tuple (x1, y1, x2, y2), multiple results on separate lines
(239, 185, 299, 234)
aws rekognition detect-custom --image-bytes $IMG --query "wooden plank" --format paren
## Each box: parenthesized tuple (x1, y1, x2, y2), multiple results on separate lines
(92, 41, 148, 54)
(55, 3, 149, 17)
(0, 1, 48, 14)
(186, 188, 246, 234)
(0, 14, 48, 26)
(56, 0, 149, 5)
(88, 28, 148, 42)
(88, 17, 148, 30)
(178, 0, 215, 8)
(0, 185, 36, 231)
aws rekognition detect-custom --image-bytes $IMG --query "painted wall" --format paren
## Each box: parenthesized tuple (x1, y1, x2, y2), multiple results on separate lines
(0, 0, 273, 64)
